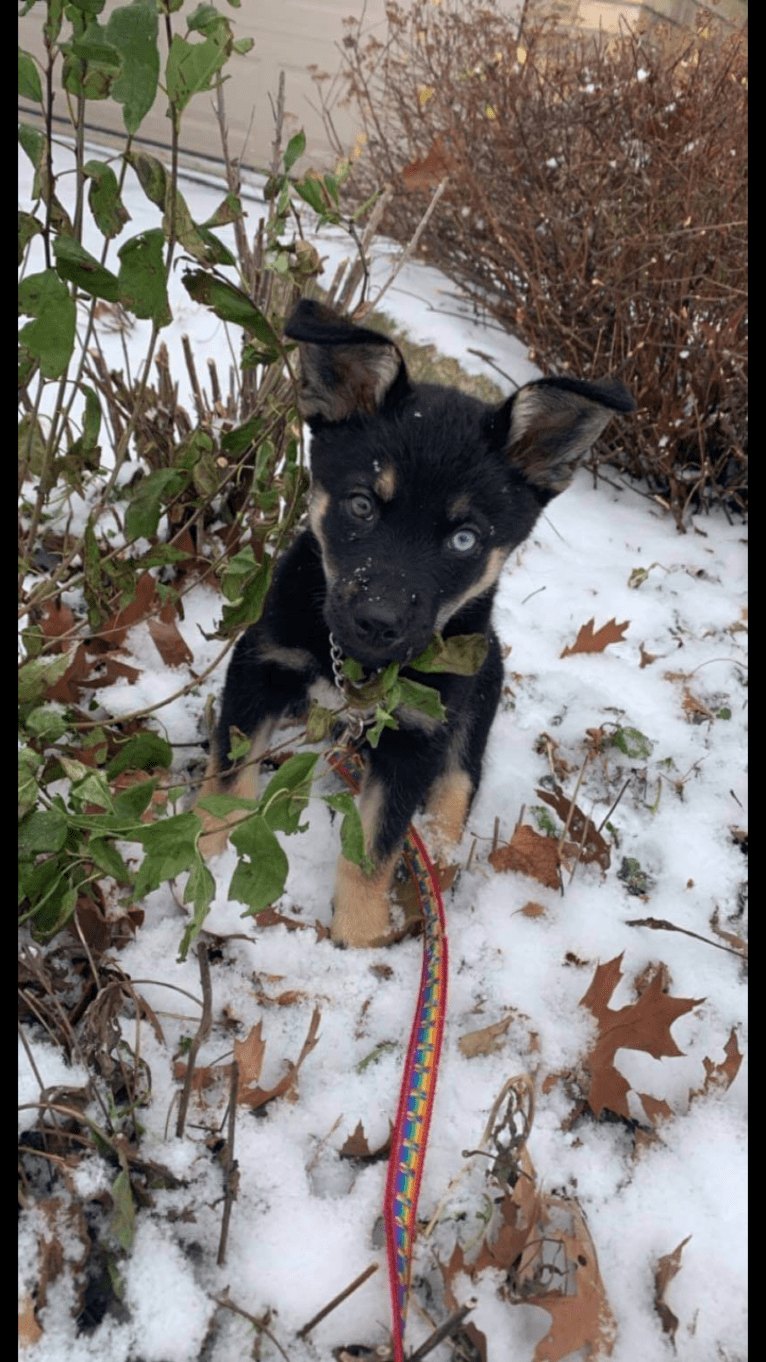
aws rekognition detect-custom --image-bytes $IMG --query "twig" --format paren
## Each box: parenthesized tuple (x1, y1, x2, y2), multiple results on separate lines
(466, 346, 521, 390)
(409, 1303, 478, 1359)
(296, 1262, 379, 1338)
(217, 1061, 240, 1266)
(211, 1292, 290, 1362)
(625, 916, 746, 959)
(367, 180, 449, 316)
(176, 943, 212, 1138)
(597, 776, 631, 835)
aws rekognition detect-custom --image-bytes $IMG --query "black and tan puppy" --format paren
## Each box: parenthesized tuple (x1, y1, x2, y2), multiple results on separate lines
(198, 299, 634, 946)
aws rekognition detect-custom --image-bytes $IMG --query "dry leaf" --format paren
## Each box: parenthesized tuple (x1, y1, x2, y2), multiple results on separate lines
(40, 598, 76, 652)
(639, 643, 658, 668)
(459, 1015, 512, 1059)
(682, 687, 716, 722)
(94, 570, 156, 650)
(340, 1119, 391, 1161)
(654, 1236, 691, 1344)
(580, 954, 703, 1121)
(689, 1028, 742, 1102)
(521, 901, 547, 918)
(561, 618, 629, 659)
(709, 908, 747, 958)
(238, 1008, 321, 1110)
(18, 1295, 43, 1348)
(536, 785, 611, 871)
(402, 134, 453, 190)
(439, 1242, 490, 1359)
(527, 1197, 617, 1361)
(147, 614, 194, 668)
(490, 825, 560, 890)
(234, 1022, 266, 1091)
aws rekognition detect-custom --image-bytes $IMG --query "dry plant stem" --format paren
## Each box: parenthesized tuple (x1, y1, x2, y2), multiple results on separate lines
(556, 753, 590, 853)
(176, 944, 212, 1139)
(211, 1294, 290, 1362)
(296, 1262, 379, 1339)
(408, 1304, 478, 1360)
(597, 776, 631, 835)
(625, 916, 745, 958)
(216, 1061, 239, 1266)
(366, 179, 448, 316)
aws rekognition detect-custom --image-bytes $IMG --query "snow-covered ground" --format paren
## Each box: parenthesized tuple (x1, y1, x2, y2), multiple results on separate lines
(19, 146, 747, 1360)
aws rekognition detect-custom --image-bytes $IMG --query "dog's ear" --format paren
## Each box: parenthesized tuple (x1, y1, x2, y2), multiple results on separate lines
(489, 375, 635, 498)
(284, 298, 409, 427)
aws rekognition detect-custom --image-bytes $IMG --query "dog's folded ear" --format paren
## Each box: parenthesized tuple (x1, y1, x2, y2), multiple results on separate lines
(284, 298, 409, 426)
(489, 375, 636, 499)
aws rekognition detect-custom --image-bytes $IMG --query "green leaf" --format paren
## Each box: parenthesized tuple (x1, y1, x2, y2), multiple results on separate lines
(396, 676, 447, 722)
(232, 36, 253, 54)
(24, 705, 69, 743)
(228, 815, 289, 915)
(410, 632, 488, 675)
(324, 792, 370, 870)
(117, 229, 171, 327)
(124, 467, 185, 541)
(196, 793, 255, 817)
(259, 752, 318, 834)
(106, 0, 160, 134)
(130, 812, 200, 896)
(305, 702, 338, 743)
(83, 159, 130, 238)
(165, 189, 234, 266)
(165, 30, 228, 119)
(611, 726, 653, 760)
(283, 130, 306, 173)
(18, 211, 42, 265)
(87, 836, 131, 883)
(18, 269, 76, 379)
(293, 175, 326, 215)
(200, 191, 244, 228)
(19, 809, 70, 855)
(124, 148, 167, 208)
(365, 706, 399, 748)
(107, 731, 173, 779)
(112, 778, 157, 822)
(18, 651, 72, 704)
(19, 746, 43, 820)
(19, 49, 43, 103)
(219, 558, 272, 632)
(67, 384, 102, 466)
(110, 1164, 136, 1252)
(187, 2, 223, 31)
(181, 269, 278, 345)
(179, 852, 216, 958)
(53, 236, 120, 302)
(220, 414, 259, 457)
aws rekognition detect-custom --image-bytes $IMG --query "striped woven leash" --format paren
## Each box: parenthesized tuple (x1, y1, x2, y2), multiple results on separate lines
(328, 750, 449, 1360)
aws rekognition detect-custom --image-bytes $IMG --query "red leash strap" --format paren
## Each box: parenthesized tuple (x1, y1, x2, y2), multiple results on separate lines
(328, 751, 449, 1359)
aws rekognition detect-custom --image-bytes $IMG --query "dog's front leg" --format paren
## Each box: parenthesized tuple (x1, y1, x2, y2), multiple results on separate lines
(331, 727, 448, 948)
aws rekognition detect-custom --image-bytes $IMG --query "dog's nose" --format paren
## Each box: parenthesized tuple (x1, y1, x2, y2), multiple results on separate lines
(351, 601, 405, 649)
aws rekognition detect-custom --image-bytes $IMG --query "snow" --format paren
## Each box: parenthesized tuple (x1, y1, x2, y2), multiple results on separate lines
(19, 144, 747, 1360)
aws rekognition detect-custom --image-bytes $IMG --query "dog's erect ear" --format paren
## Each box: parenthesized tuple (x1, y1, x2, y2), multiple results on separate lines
(489, 375, 635, 498)
(284, 298, 409, 426)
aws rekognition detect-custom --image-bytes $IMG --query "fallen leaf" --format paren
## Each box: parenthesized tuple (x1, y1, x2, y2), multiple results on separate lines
(536, 785, 611, 871)
(521, 901, 547, 918)
(490, 825, 560, 890)
(238, 1008, 321, 1110)
(579, 954, 703, 1121)
(233, 1022, 266, 1090)
(689, 1028, 742, 1102)
(682, 687, 716, 722)
(340, 1119, 391, 1161)
(40, 598, 76, 652)
(639, 643, 658, 668)
(18, 1295, 43, 1347)
(527, 1197, 617, 1361)
(709, 907, 747, 958)
(654, 1236, 691, 1344)
(45, 642, 92, 704)
(147, 603, 194, 668)
(561, 618, 629, 659)
(459, 1015, 512, 1059)
(93, 570, 156, 650)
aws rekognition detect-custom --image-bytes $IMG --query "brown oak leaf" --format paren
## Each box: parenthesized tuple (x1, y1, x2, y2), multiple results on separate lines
(527, 1197, 617, 1361)
(654, 1236, 691, 1344)
(489, 825, 561, 890)
(561, 618, 629, 658)
(458, 1014, 512, 1059)
(689, 1028, 742, 1102)
(579, 955, 703, 1120)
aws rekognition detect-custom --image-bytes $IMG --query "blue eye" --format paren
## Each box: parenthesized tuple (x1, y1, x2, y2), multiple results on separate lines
(450, 527, 478, 552)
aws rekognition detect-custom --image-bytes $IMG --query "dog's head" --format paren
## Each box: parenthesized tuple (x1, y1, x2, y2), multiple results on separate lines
(285, 299, 634, 671)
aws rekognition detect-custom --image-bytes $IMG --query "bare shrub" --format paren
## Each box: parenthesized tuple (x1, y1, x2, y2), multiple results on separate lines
(324, 1, 747, 525)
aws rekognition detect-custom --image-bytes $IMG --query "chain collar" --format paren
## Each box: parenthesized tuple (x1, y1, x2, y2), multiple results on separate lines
(328, 632, 379, 745)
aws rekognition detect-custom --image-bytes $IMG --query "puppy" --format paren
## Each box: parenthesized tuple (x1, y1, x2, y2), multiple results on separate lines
(197, 299, 634, 945)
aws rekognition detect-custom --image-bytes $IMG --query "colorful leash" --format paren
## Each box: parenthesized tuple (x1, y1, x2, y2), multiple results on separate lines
(329, 750, 449, 1360)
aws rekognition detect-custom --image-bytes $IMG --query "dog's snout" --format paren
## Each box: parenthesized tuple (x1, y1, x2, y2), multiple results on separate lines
(352, 600, 406, 649)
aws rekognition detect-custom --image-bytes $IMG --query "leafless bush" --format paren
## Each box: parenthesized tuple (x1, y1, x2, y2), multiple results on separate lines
(323, 1, 747, 525)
